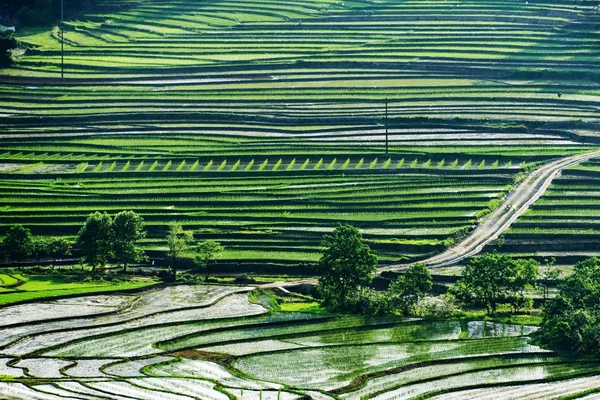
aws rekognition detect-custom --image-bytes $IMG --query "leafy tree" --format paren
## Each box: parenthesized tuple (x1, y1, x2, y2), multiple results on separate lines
(317, 224, 378, 309)
(506, 258, 539, 313)
(166, 224, 194, 276)
(31, 237, 52, 264)
(1, 225, 33, 265)
(450, 253, 538, 314)
(47, 237, 72, 264)
(0, 31, 17, 67)
(352, 288, 390, 315)
(77, 212, 113, 272)
(10, 0, 104, 28)
(31, 236, 72, 266)
(539, 258, 560, 300)
(112, 210, 147, 272)
(389, 263, 433, 315)
(539, 257, 600, 354)
(194, 240, 223, 281)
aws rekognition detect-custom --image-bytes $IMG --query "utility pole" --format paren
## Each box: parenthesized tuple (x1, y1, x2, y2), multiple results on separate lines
(385, 99, 389, 154)
(61, 0, 64, 79)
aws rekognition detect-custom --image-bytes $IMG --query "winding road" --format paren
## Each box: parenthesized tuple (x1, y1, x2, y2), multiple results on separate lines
(380, 149, 600, 271)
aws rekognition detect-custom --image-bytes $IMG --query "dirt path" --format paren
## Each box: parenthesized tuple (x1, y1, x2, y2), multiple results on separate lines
(381, 149, 600, 271)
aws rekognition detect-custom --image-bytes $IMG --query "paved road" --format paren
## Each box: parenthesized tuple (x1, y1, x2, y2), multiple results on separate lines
(380, 149, 600, 271)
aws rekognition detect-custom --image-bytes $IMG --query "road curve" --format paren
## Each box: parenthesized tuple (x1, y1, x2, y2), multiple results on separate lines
(380, 149, 600, 271)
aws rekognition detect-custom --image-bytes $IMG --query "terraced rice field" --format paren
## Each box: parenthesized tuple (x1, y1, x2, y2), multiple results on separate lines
(3, 0, 600, 268)
(496, 157, 600, 264)
(0, 156, 530, 267)
(0, 284, 598, 399)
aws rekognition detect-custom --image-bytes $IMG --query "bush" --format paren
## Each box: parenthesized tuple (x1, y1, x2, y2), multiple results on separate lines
(539, 257, 600, 355)
(157, 269, 175, 283)
(346, 289, 390, 315)
(0, 31, 17, 67)
(415, 295, 459, 318)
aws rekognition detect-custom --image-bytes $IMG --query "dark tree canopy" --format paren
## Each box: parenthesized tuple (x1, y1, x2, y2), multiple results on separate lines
(1, 225, 33, 264)
(0, 31, 16, 67)
(166, 224, 194, 275)
(195, 240, 223, 281)
(389, 263, 433, 315)
(76, 211, 113, 271)
(317, 224, 378, 309)
(112, 210, 147, 271)
(539, 257, 600, 355)
(450, 252, 538, 314)
(9, 0, 104, 27)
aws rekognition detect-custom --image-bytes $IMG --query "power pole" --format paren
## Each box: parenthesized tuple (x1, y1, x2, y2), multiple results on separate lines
(385, 99, 389, 154)
(61, 0, 64, 79)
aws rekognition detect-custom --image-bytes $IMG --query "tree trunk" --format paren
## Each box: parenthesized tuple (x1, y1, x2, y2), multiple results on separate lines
(340, 284, 346, 309)
(204, 260, 210, 281)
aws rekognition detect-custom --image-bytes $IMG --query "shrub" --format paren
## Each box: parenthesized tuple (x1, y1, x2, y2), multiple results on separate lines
(346, 289, 390, 315)
(415, 295, 459, 317)
(157, 269, 176, 283)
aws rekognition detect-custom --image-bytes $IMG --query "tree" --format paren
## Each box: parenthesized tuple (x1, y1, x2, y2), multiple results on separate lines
(31, 237, 52, 264)
(77, 212, 113, 272)
(0, 31, 17, 67)
(506, 258, 539, 313)
(450, 253, 538, 315)
(31, 236, 72, 266)
(389, 263, 432, 315)
(539, 257, 600, 354)
(112, 210, 147, 272)
(195, 240, 223, 281)
(166, 224, 194, 276)
(1, 225, 33, 265)
(317, 224, 378, 309)
(47, 237, 72, 264)
(539, 258, 560, 300)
